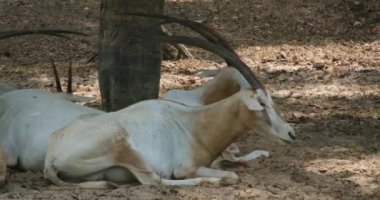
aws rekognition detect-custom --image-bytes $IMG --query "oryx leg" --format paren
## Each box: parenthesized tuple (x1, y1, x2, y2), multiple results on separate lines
(155, 176, 222, 186)
(211, 144, 269, 169)
(43, 123, 130, 189)
(230, 150, 270, 162)
(44, 154, 120, 189)
(193, 166, 240, 185)
(111, 145, 223, 186)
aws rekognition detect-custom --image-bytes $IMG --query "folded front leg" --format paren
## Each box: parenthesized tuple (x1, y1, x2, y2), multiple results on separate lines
(231, 150, 270, 162)
(211, 147, 269, 169)
(193, 166, 240, 185)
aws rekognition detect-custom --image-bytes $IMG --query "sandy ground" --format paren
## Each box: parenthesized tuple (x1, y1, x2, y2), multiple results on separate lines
(0, 0, 379, 199)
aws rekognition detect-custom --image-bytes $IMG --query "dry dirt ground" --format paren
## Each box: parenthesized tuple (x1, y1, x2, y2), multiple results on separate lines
(0, 0, 379, 199)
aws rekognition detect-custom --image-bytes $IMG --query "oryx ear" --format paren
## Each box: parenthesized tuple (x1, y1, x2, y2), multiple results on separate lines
(241, 95, 263, 111)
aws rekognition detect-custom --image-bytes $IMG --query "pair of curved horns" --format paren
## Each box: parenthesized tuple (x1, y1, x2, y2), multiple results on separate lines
(51, 60, 72, 94)
(125, 13, 266, 93)
(0, 29, 86, 94)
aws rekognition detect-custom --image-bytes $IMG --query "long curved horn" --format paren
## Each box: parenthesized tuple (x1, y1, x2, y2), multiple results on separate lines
(0, 30, 87, 40)
(126, 13, 266, 92)
(50, 59, 63, 93)
(148, 35, 263, 90)
(126, 13, 236, 54)
(66, 60, 73, 94)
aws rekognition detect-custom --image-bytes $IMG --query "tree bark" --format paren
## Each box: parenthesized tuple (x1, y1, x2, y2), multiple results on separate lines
(98, 0, 163, 111)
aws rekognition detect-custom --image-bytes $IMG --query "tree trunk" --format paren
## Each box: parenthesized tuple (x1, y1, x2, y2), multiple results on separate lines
(98, 0, 163, 111)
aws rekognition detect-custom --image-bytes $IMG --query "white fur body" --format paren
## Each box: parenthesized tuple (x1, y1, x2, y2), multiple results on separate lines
(0, 89, 103, 170)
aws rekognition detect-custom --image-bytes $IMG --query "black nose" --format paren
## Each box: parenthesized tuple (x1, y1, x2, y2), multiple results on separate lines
(288, 132, 296, 140)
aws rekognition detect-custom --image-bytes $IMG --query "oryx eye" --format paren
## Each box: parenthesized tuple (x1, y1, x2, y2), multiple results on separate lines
(260, 102, 266, 107)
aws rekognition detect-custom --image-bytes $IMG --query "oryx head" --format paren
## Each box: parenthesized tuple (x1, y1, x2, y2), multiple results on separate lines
(240, 88, 296, 143)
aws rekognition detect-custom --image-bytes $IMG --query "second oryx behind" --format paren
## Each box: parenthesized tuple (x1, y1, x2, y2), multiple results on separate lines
(0, 61, 96, 171)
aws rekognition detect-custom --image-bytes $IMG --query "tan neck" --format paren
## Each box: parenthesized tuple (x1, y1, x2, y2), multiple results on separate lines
(186, 95, 255, 162)
(201, 69, 247, 105)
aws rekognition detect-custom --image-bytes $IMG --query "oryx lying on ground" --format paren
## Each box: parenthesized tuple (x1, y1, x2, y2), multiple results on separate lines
(43, 15, 295, 188)
(0, 61, 95, 171)
(0, 30, 87, 187)
(0, 89, 102, 170)
(44, 88, 295, 188)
